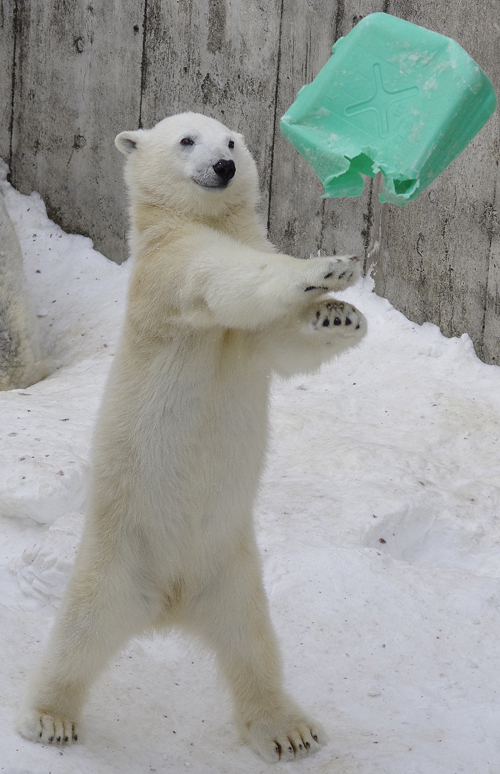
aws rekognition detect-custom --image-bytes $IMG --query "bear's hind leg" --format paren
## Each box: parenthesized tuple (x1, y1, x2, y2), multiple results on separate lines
(18, 555, 159, 745)
(181, 542, 326, 762)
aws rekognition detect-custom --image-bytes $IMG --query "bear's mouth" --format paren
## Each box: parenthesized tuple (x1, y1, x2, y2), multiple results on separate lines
(192, 177, 232, 190)
(192, 160, 236, 190)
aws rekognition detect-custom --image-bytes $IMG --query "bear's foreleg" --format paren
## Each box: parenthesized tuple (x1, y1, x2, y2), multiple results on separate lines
(202, 251, 362, 329)
(259, 297, 367, 378)
(174, 232, 362, 330)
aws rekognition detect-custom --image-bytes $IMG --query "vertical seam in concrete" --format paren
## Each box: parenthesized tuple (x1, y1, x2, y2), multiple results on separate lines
(367, 175, 388, 287)
(318, 1, 345, 256)
(480, 162, 499, 353)
(138, 0, 149, 129)
(334, 0, 345, 43)
(266, 0, 284, 234)
(383, 0, 390, 12)
(318, 196, 327, 254)
(8, 0, 19, 173)
(363, 178, 375, 271)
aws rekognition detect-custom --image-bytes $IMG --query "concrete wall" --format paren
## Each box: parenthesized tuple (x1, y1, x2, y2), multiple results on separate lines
(1, 1, 499, 361)
(374, 0, 500, 365)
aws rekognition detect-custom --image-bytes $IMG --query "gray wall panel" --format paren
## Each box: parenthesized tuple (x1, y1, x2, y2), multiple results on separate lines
(1, 2, 499, 360)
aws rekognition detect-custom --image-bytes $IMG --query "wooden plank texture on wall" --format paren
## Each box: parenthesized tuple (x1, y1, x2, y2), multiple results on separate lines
(0, 0, 15, 162)
(1, 1, 499, 362)
(9, 0, 144, 263)
(268, 0, 385, 261)
(138, 0, 283, 221)
(317, 0, 389, 265)
(482, 153, 500, 364)
(373, 0, 500, 363)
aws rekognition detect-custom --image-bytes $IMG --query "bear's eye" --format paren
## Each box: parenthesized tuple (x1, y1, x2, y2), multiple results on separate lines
(228, 140, 235, 149)
(180, 137, 195, 146)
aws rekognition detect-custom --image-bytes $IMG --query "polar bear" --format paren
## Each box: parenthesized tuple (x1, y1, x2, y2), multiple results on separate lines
(0, 191, 49, 390)
(18, 113, 366, 762)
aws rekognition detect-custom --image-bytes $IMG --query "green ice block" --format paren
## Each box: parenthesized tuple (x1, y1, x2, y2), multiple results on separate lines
(280, 13, 497, 205)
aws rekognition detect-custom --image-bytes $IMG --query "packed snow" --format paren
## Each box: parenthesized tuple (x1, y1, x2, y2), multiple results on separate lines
(1, 160, 499, 774)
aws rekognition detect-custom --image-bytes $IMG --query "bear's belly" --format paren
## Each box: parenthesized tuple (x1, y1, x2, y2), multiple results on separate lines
(91, 331, 270, 557)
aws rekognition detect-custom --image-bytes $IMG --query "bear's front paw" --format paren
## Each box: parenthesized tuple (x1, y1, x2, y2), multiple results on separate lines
(308, 299, 367, 342)
(17, 709, 78, 745)
(245, 710, 327, 763)
(303, 255, 362, 294)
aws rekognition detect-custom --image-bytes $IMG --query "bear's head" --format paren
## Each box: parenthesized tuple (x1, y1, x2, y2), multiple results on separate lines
(115, 113, 260, 218)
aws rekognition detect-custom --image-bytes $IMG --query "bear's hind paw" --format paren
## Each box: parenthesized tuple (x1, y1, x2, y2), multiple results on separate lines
(17, 709, 78, 745)
(245, 712, 327, 763)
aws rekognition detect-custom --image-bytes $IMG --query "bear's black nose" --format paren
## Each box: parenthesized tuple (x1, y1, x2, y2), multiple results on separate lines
(213, 159, 236, 185)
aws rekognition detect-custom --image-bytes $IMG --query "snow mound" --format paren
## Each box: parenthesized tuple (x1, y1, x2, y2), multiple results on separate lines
(1, 162, 500, 773)
(364, 503, 500, 576)
(0, 160, 131, 525)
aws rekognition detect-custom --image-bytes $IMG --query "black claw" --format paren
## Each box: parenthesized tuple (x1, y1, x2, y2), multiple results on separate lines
(345, 317, 352, 325)
(334, 317, 341, 325)
(74, 734, 78, 741)
(356, 324, 360, 329)
(338, 272, 346, 279)
(56, 736, 61, 742)
(39, 731, 42, 738)
(322, 318, 330, 327)
(64, 736, 69, 742)
(48, 736, 53, 743)
(305, 741, 310, 749)
(313, 734, 318, 742)
(324, 272, 333, 278)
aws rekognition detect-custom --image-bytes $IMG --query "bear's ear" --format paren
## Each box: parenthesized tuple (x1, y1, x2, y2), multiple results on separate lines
(115, 130, 143, 156)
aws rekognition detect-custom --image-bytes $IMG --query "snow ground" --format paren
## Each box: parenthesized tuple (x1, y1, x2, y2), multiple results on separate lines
(1, 161, 499, 774)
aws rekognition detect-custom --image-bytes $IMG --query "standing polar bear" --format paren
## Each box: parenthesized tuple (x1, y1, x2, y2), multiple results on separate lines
(18, 113, 366, 762)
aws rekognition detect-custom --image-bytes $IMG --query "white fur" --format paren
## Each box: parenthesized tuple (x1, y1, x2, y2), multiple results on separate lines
(18, 113, 366, 762)
(0, 192, 49, 390)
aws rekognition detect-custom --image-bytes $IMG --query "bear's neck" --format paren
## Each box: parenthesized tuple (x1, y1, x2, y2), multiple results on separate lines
(130, 201, 269, 251)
